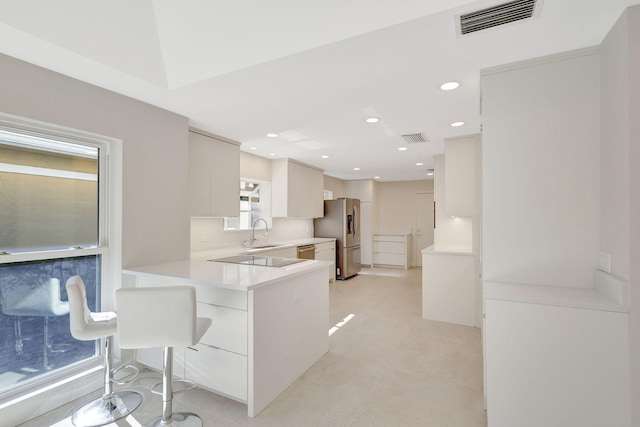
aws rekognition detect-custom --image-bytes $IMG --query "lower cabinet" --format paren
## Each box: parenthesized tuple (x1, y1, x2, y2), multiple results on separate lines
(130, 275, 249, 403)
(314, 240, 336, 281)
(196, 302, 247, 355)
(185, 344, 248, 401)
(372, 234, 409, 269)
(485, 298, 630, 427)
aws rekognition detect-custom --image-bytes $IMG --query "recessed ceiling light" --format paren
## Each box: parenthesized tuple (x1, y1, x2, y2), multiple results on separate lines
(440, 81, 460, 91)
(416, 162, 424, 166)
(250, 146, 257, 150)
(353, 167, 360, 171)
(365, 117, 380, 124)
(266, 133, 278, 138)
(450, 121, 465, 127)
(398, 147, 408, 151)
(269, 153, 276, 156)
(427, 172, 434, 176)
(321, 155, 329, 159)
(374, 176, 380, 179)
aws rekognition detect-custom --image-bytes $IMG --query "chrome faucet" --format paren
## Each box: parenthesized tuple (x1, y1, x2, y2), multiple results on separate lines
(250, 217, 269, 247)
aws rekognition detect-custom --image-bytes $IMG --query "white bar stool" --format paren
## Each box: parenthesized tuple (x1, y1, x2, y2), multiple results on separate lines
(116, 286, 212, 427)
(66, 276, 143, 427)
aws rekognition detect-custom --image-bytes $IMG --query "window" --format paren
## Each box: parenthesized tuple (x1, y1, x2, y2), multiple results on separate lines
(0, 115, 113, 401)
(224, 179, 271, 230)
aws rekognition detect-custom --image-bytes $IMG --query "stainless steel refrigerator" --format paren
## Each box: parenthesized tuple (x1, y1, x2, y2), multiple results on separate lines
(314, 198, 361, 280)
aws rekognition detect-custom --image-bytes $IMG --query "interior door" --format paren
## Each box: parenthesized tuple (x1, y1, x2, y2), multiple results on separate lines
(414, 192, 435, 267)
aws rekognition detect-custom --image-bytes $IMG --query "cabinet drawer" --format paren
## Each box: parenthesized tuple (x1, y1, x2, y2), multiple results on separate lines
(374, 241, 405, 253)
(315, 249, 335, 262)
(197, 302, 248, 355)
(193, 284, 247, 311)
(185, 344, 247, 402)
(314, 241, 335, 252)
(373, 252, 405, 266)
(373, 234, 405, 243)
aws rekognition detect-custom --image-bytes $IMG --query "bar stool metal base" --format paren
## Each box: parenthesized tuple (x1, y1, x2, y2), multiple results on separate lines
(71, 390, 143, 427)
(143, 412, 203, 427)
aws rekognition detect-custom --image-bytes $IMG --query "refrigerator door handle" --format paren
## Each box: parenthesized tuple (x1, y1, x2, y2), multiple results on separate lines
(352, 206, 358, 239)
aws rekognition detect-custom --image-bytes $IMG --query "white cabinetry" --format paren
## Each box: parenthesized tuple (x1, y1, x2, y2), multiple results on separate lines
(185, 284, 248, 401)
(123, 262, 329, 418)
(422, 249, 476, 327)
(485, 299, 629, 427)
(271, 159, 324, 218)
(484, 279, 630, 427)
(315, 240, 336, 281)
(444, 136, 479, 217)
(372, 234, 409, 269)
(346, 179, 374, 202)
(189, 129, 240, 217)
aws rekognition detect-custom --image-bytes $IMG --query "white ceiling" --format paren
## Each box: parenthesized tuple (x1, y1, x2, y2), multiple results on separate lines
(0, 0, 637, 181)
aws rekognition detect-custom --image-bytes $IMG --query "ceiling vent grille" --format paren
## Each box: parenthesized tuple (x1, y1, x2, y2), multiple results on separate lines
(459, 0, 537, 35)
(402, 133, 428, 143)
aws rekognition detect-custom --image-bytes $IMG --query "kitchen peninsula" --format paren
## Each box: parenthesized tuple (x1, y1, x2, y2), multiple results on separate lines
(122, 257, 330, 417)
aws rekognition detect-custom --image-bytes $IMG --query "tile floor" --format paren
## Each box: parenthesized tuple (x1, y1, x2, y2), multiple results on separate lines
(20, 267, 486, 427)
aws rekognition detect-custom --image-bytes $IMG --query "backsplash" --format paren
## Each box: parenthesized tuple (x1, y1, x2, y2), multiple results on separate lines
(190, 217, 314, 252)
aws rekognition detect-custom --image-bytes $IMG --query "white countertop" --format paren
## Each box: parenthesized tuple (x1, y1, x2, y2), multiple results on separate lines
(191, 237, 336, 261)
(422, 245, 473, 256)
(484, 279, 628, 313)
(123, 257, 330, 291)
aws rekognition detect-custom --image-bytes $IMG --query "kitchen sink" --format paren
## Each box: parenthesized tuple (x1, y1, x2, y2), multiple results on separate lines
(210, 255, 306, 267)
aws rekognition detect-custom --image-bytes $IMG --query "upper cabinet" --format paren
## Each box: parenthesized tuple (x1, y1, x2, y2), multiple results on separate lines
(271, 159, 323, 218)
(444, 135, 481, 217)
(189, 129, 240, 217)
(345, 179, 375, 202)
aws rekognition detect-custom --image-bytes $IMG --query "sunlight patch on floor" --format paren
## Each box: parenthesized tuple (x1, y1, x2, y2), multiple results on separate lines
(328, 313, 355, 336)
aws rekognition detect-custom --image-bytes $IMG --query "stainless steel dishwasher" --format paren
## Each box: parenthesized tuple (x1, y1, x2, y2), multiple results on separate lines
(297, 244, 316, 260)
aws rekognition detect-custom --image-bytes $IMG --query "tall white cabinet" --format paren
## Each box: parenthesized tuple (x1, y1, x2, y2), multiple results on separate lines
(189, 129, 240, 217)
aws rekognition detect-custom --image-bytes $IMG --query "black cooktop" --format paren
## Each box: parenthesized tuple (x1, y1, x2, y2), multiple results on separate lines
(210, 255, 306, 267)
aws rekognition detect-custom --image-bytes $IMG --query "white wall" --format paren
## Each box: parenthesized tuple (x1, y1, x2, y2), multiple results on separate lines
(0, 53, 190, 268)
(482, 51, 601, 288)
(190, 217, 313, 252)
(601, 6, 640, 424)
(629, 7, 640, 422)
(600, 12, 630, 281)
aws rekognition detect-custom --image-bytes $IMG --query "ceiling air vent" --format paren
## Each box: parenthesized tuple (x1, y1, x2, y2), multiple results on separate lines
(402, 133, 428, 144)
(459, 0, 537, 35)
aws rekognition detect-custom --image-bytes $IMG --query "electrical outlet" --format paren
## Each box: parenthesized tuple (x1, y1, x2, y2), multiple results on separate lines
(599, 252, 611, 273)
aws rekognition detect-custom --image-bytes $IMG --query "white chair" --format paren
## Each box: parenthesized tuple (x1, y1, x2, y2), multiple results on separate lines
(116, 286, 211, 427)
(1, 277, 70, 369)
(66, 276, 143, 427)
